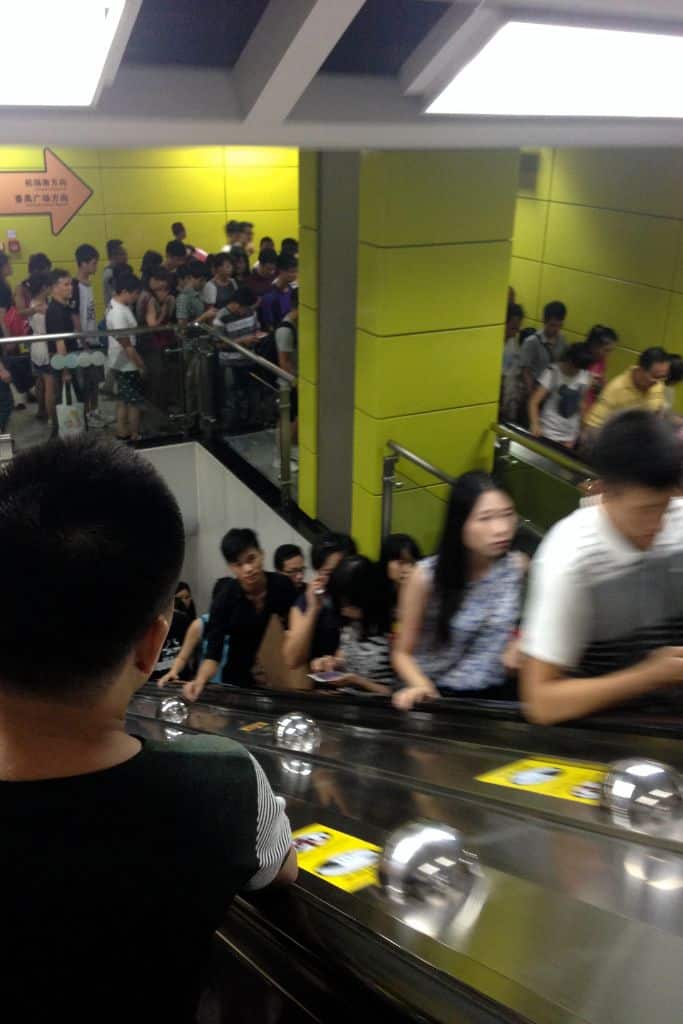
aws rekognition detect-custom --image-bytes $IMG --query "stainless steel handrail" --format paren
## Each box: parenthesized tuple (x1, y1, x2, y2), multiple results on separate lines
(386, 440, 456, 486)
(381, 440, 455, 541)
(197, 322, 296, 386)
(0, 324, 176, 346)
(196, 322, 296, 504)
(492, 422, 598, 480)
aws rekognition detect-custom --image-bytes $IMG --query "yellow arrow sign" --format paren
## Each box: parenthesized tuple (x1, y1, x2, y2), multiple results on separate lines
(0, 148, 93, 234)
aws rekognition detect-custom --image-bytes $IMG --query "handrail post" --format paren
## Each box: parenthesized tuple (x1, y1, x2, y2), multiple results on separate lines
(279, 380, 292, 506)
(381, 454, 398, 542)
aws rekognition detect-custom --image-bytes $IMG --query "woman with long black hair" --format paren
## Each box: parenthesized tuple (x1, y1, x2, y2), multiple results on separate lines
(311, 555, 397, 694)
(392, 472, 527, 710)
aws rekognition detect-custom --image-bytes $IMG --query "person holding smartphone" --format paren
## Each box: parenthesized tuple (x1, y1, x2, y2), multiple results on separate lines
(283, 532, 357, 671)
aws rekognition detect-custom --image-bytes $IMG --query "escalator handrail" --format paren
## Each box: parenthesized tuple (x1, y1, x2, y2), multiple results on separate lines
(493, 421, 599, 480)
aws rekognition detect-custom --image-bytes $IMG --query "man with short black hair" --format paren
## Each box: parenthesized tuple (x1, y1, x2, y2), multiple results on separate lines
(102, 239, 127, 306)
(175, 260, 212, 329)
(584, 347, 671, 435)
(522, 410, 683, 724)
(519, 299, 568, 396)
(163, 239, 187, 295)
(106, 271, 145, 441)
(202, 251, 236, 309)
(284, 532, 358, 670)
(246, 247, 278, 297)
(72, 243, 107, 428)
(185, 528, 297, 697)
(281, 237, 299, 256)
(221, 219, 241, 253)
(46, 267, 82, 433)
(274, 543, 306, 593)
(259, 253, 298, 333)
(0, 437, 296, 1022)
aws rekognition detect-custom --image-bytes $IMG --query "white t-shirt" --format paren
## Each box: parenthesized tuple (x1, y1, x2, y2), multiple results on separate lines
(73, 279, 97, 344)
(538, 365, 591, 442)
(522, 497, 683, 675)
(106, 299, 138, 372)
(30, 310, 49, 366)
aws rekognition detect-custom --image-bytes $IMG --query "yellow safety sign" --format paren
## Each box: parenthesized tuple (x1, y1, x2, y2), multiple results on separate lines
(239, 721, 270, 732)
(476, 757, 606, 804)
(292, 823, 381, 892)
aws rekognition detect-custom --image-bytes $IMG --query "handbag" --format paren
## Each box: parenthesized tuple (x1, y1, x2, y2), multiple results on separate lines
(3, 306, 29, 338)
(56, 380, 85, 438)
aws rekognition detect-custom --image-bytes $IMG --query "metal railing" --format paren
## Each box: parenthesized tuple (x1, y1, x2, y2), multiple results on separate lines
(0, 321, 296, 503)
(195, 322, 296, 505)
(381, 440, 456, 540)
(492, 422, 598, 481)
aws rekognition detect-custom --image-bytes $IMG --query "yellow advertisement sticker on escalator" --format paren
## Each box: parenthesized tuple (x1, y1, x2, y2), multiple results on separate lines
(292, 823, 381, 892)
(476, 758, 606, 804)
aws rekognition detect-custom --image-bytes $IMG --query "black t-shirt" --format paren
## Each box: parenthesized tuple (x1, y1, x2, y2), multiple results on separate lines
(150, 607, 191, 680)
(0, 733, 287, 1023)
(45, 298, 77, 354)
(206, 572, 296, 684)
(295, 591, 342, 661)
(0, 279, 13, 311)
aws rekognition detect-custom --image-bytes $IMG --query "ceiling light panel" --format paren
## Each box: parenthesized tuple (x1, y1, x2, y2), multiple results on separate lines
(427, 21, 683, 118)
(3, 1, 128, 107)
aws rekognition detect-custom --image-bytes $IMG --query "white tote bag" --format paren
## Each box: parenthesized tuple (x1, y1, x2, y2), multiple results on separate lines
(56, 380, 85, 439)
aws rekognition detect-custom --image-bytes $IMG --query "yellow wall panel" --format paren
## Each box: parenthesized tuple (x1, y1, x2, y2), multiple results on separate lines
(539, 263, 670, 350)
(512, 198, 547, 262)
(298, 303, 318, 384)
(391, 483, 449, 558)
(100, 167, 225, 215)
(226, 147, 298, 168)
(673, 242, 683, 295)
(224, 166, 298, 212)
(355, 325, 502, 419)
(0, 146, 100, 170)
(544, 203, 680, 290)
(551, 149, 683, 219)
(513, 147, 683, 367)
(297, 378, 318, 454)
(353, 404, 497, 496)
(357, 240, 511, 336)
(297, 444, 317, 520)
(229, 209, 299, 248)
(605, 346, 639, 382)
(518, 148, 554, 200)
(299, 151, 319, 232)
(103, 212, 228, 261)
(665, 292, 683, 353)
(0, 214, 107, 266)
(509, 256, 541, 320)
(299, 228, 319, 310)
(103, 148, 225, 168)
(351, 483, 382, 557)
(359, 150, 518, 247)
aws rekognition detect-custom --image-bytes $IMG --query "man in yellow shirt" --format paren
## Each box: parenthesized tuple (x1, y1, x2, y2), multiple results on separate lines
(584, 347, 671, 438)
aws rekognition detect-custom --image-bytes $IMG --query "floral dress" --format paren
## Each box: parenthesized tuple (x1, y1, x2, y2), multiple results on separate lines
(414, 553, 525, 692)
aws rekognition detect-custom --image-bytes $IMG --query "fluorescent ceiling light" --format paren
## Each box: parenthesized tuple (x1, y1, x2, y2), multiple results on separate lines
(427, 22, 683, 118)
(2, 1, 129, 107)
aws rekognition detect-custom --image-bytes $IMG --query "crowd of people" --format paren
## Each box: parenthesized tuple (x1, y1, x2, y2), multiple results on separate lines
(0, 219, 299, 443)
(501, 296, 682, 457)
(2, 407, 683, 1017)
(151, 407, 683, 725)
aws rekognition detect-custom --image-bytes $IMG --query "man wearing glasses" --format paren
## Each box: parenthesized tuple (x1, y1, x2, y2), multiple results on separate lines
(274, 544, 306, 594)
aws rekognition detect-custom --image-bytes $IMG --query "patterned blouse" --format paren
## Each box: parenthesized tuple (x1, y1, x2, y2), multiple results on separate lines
(414, 553, 525, 692)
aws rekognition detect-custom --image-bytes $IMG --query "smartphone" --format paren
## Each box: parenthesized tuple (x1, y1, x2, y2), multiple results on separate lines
(308, 671, 346, 684)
